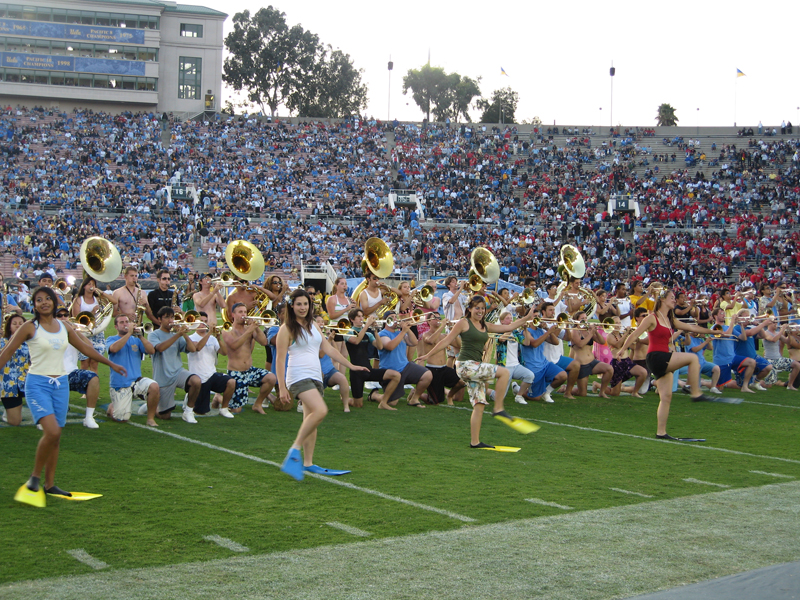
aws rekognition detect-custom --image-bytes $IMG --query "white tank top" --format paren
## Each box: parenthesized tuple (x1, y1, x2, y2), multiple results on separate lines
(28, 321, 68, 376)
(80, 296, 99, 312)
(334, 295, 350, 312)
(286, 325, 323, 386)
(365, 288, 383, 307)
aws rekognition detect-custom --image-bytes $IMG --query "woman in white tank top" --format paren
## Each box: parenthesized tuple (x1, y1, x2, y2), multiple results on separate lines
(276, 289, 368, 481)
(325, 277, 356, 371)
(70, 276, 119, 374)
(0, 287, 127, 508)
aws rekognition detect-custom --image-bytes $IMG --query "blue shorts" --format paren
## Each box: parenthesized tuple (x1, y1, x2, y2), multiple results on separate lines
(528, 363, 565, 399)
(699, 362, 717, 377)
(25, 374, 69, 427)
(68, 369, 98, 394)
(556, 356, 574, 371)
(718, 355, 750, 385)
(323, 368, 340, 388)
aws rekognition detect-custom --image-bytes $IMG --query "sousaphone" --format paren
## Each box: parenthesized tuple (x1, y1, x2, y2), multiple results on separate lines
(79, 237, 122, 335)
(351, 238, 395, 301)
(225, 240, 265, 282)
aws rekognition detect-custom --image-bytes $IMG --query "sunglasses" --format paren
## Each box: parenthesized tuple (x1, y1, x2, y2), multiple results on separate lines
(56, 312, 69, 317)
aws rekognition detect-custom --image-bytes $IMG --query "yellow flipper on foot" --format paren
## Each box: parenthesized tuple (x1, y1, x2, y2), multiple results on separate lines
(493, 412, 541, 434)
(48, 491, 103, 501)
(481, 446, 521, 452)
(14, 484, 46, 508)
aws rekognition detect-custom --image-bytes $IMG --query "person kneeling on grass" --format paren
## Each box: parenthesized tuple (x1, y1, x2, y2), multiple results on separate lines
(315, 315, 353, 412)
(569, 312, 614, 398)
(377, 312, 432, 409)
(148, 307, 204, 423)
(188, 311, 237, 418)
(54, 306, 104, 428)
(277, 289, 369, 481)
(107, 314, 160, 426)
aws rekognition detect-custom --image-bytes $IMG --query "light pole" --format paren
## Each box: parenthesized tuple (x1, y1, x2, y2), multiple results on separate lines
(387, 56, 393, 122)
(696, 107, 700, 135)
(609, 62, 615, 129)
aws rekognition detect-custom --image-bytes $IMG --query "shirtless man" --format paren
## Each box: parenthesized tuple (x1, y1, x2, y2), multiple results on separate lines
(540, 302, 579, 399)
(569, 311, 613, 398)
(112, 268, 147, 321)
(193, 274, 226, 325)
(564, 277, 589, 316)
(785, 327, 800, 390)
(225, 277, 271, 318)
(222, 302, 277, 414)
(600, 320, 648, 397)
(420, 312, 465, 405)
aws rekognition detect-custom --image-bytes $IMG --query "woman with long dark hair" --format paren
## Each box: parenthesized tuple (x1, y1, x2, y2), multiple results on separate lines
(616, 288, 718, 440)
(418, 295, 536, 448)
(276, 289, 369, 481)
(0, 314, 30, 426)
(70, 275, 118, 373)
(1, 287, 126, 507)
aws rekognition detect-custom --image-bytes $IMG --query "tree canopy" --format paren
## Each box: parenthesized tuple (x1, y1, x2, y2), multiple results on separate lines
(656, 103, 679, 126)
(223, 6, 367, 118)
(477, 87, 519, 124)
(402, 64, 482, 122)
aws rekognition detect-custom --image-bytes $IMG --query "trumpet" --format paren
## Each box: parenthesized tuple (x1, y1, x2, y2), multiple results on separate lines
(323, 318, 353, 334)
(133, 323, 155, 335)
(168, 322, 205, 333)
(413, 285, 435, 305)
(210, 271, 238, 285)
(175, 310, 201, 324)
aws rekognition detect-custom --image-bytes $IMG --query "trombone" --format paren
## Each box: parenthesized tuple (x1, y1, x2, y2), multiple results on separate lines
(323, 318, 353, 334)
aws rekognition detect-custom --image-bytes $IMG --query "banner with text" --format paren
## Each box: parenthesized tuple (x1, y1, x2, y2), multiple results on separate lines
(0, 18, 145, 44)
(0, 51, 145, 75)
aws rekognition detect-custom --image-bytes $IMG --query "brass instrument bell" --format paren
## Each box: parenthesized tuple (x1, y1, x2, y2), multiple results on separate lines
(225, 240, 265, 282)
(467, 270, 484, 292)
(470, 247, 500, 284)
(80, 237, 123, 283)
(364, 238, 394, 278)
(559, 244, 585, 279)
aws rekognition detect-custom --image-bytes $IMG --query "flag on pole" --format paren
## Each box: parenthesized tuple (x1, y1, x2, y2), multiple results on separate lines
(736, 68, 746, 77)
(501, 67, 509, 77)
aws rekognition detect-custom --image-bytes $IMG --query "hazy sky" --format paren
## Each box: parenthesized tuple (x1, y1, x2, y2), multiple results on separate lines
(203, 0, 797, 127)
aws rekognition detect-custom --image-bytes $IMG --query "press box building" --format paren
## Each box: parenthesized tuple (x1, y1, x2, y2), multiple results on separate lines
(0, 0, 226, 114)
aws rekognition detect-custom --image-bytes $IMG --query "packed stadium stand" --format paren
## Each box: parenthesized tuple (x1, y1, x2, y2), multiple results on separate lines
(1, 104, 798, 297)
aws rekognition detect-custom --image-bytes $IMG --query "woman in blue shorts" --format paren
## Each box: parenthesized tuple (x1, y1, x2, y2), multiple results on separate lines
(0, 287, 127, 508)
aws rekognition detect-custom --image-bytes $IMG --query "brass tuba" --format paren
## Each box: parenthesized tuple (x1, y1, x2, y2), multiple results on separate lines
(351, 238, 395, 302)
(470, 247, 500, 285)
(80, 237, 122, 283)
(225, 240, 265, 282)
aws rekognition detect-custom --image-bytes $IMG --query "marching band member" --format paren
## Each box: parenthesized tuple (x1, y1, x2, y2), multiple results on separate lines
(55, 306, 103, 428)
(342, 308, 401, 410)
(601, 321, 649, 397)
(315, 315, 353, 412)
(418, 296, 535, 448)
(108, 314, 159, 426)
(441, 276, 469, 367)
(783, 326, 800, 390)
(193, 274, 226, 326)
(358, 272, 393, 318)
(539, 302, 579, 398)
(147, 270, 177, 326)
(225, 277, 270, 317)
(707, 308, 757, 392)
(616, 289, 718, 440)
(188, 312, 236, 418)
(614, 282, 633, 327)
(569, 311, 614, 398)
(682, 332, 722, 393)
(70, 275, 118, 374)
(148, 307, 204, 423)
(326, 276, 357, 371)
(0, 314, 29, 426)
(377, 312, 432, 408)
(4, 287, 126, 507)
(731, 308, 773, 389)
(495, 310, 534, 405)
(112, 267, 149, 321)
(413, 280, 442, 360)
(419, 312, 465, 405)
(277, 289, 368, 481)
(222, 302, 277, 414)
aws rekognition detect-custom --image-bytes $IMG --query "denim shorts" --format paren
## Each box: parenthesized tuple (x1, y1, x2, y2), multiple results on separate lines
(25, 374, 69, 427)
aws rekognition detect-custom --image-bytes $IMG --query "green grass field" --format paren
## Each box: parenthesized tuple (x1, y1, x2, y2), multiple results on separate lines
(1, 337, 799, 599)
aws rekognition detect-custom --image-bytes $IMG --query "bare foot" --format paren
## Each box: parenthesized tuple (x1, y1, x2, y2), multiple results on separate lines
(632, 393, 643, 399)
(378, 402, 398, 411)
(252, 405, 266, 414)
(598, 392, 609, 399)
(146, 419, 158, 427)
(230, 407, 242, 414)
(267, 393, 277, 403)
(351, 398, 363, 408)
(106, 405, 114, 419)
(564, 394, 575, 400)
(741, 387, 755, 394)
(788, 386, 798, 391)
(211, 394, 223, 409)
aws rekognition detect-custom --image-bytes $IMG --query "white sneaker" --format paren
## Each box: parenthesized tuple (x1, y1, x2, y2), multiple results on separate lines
(137, 403, 148, 415)
(514, 394, 528, 405)
(511, 382, 521, 395)
(83, 416, 99, 429)
(1, 412, 7, 423)
(364, 381, 379, 389)
(37, 423, 43, 430)
(487, 389, 496, 401)
(332, 385, 340, 391)
(297, 401, 304, 413)
(542, 392, 554, 403)
(218, 408, 234, 419)
(404, 384, 415, 390)
(182, 409, 197, 424)
(709, 386, 723, 395)
(753, 382, 767, 391)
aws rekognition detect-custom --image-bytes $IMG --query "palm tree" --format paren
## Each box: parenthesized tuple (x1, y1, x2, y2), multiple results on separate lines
(656, 103, 679, 126)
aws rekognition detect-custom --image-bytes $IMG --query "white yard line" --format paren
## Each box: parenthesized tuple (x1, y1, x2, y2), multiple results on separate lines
(203, 535, 249, 552)
(325, 522, 372, 537)
(609, 487, 654, 498)
(749, 470, 795, 479)
(66, 549, 108, 570)
(127, 422, 475, 523)
(740, 400, 800, 409)
(525, 498, 574, 510)
(683, 478, 731, 488)
(446, 405, 800, 465)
